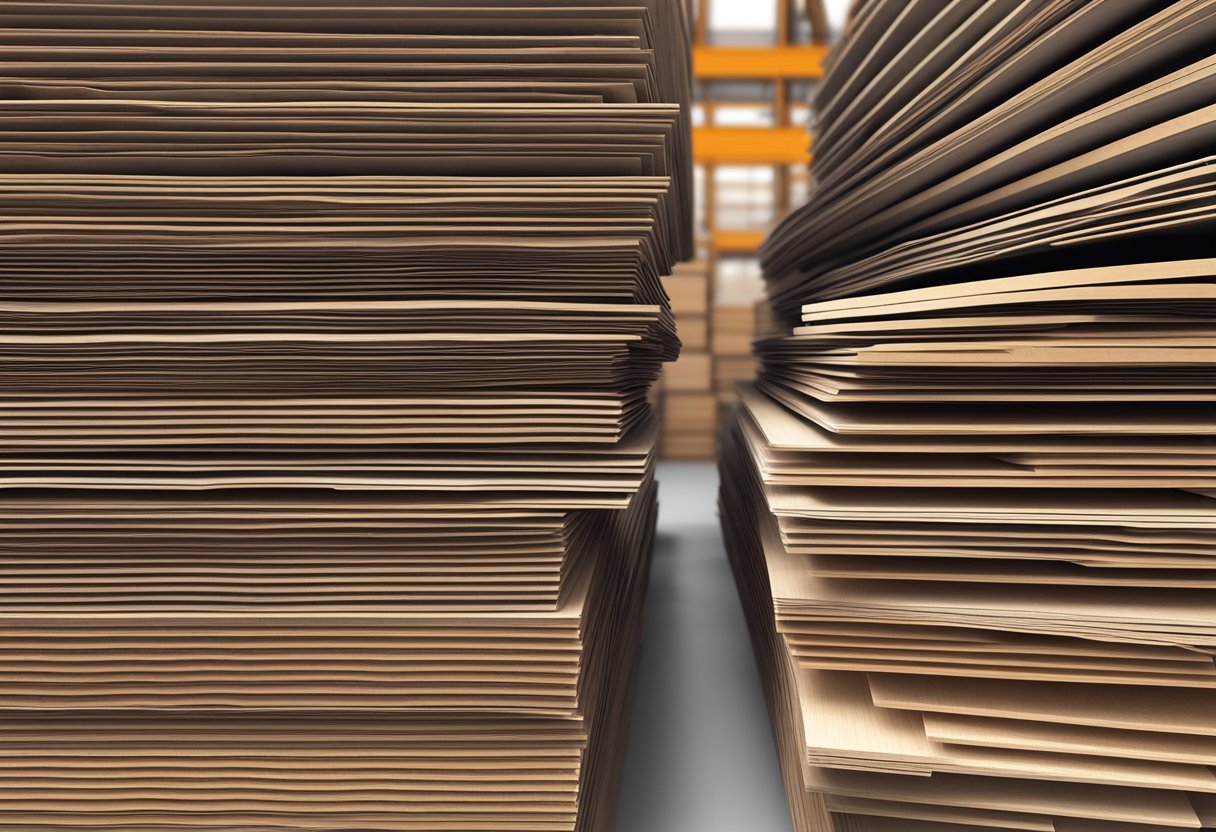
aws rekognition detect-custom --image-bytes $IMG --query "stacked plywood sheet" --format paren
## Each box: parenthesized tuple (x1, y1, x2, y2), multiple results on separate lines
(0, 2, 691, 829)
(721, 1, 1216, 830)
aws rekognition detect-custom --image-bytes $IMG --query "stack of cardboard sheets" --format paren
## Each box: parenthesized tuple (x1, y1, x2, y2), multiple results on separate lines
(0, 2, 691, 829)
(721, 1, 1216, 830)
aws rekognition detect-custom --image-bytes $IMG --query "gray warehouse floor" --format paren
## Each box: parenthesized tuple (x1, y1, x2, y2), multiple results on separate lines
(615, 462, 792, 832)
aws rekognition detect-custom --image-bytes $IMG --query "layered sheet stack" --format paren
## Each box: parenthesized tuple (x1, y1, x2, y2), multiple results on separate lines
(720, 2, 1216, 830)
(0, 2, 691, 830)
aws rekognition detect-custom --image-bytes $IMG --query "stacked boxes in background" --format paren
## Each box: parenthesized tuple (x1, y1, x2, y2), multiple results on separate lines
(711, 306, 756, 400)
(660, 260, 716, 459)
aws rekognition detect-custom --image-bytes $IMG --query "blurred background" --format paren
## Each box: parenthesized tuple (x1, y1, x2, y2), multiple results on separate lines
(709, 0, 849, 40)
(657, 0, 848, 459)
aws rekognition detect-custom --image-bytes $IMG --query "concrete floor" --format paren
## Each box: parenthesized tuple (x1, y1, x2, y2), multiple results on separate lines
(615, 462, 792, 832)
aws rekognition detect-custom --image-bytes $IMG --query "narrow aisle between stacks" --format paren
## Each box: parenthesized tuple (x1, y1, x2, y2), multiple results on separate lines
(616, 462, 792, 832)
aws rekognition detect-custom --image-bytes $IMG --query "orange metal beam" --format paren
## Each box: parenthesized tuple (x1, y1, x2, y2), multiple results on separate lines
(694, 45, 827, 80)
(694, 127, 811, 165)
(713, 230, 767, 254)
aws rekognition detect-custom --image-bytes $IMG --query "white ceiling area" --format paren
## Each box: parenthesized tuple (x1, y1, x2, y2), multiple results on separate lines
(709, 0, 852, 36)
